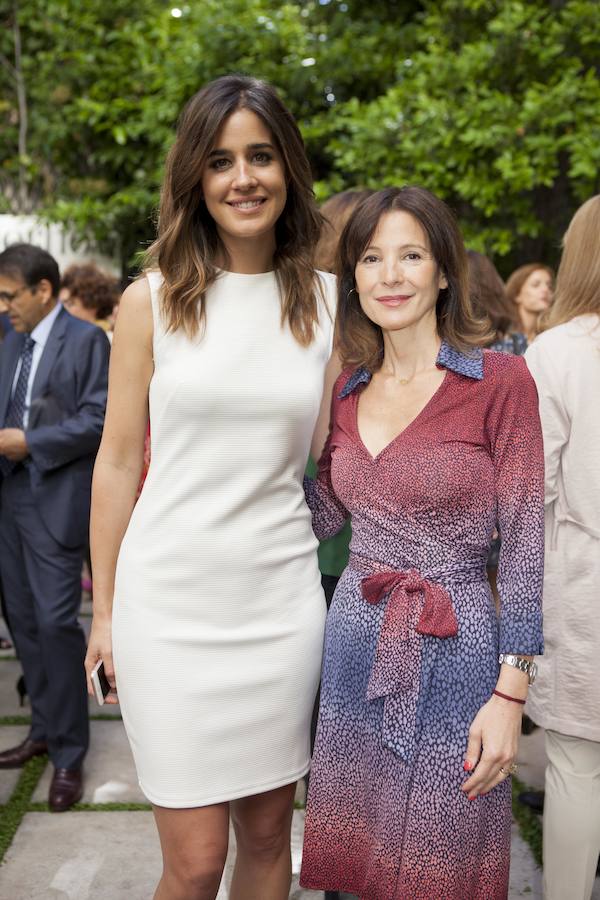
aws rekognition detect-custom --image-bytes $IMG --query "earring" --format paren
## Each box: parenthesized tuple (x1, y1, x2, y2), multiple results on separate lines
(347, 287, 357, 300)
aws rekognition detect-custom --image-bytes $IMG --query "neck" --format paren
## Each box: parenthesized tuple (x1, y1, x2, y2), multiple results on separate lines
(30, 299, 58, 331)
(519, 308, 538, 342)
(380, 314, 441, 380)
(216, 230, 276, 274)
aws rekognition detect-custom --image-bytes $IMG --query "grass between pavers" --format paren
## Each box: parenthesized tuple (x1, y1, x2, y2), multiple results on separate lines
(512, 777, 543, 867)
(0, 755, 47, 862)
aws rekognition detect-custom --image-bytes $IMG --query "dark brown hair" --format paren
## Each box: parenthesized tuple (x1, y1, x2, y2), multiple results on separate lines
(0, 243, 60, 298)
(315, 189, 374, 273)
(466, 250, 518, 341)
(61, 263, 120, 320)
(146, 74, 323, 345)
(337, 186, 491, 370)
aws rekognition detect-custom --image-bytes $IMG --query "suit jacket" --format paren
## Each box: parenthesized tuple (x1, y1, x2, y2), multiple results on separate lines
(0, 307, 110, 548)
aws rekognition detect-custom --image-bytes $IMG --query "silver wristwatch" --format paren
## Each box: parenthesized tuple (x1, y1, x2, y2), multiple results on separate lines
(498, 654, 538, 685)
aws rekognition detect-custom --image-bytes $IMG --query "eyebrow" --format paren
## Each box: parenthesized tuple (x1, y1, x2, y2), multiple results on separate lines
(363, 243, 431, 252)
(207, 142, 275, 158)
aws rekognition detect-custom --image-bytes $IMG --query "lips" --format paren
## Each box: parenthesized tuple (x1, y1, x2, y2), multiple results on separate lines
(376, 295, 413, 307)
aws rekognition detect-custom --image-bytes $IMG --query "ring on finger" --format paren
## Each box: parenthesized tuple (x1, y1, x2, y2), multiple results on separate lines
(499, 763, 518, 776)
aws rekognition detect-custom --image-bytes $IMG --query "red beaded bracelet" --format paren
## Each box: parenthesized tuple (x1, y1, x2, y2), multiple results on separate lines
(493, 689, 526, 705)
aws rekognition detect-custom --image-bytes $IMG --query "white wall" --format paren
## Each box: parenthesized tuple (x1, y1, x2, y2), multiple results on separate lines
(0, 215, 119, 275)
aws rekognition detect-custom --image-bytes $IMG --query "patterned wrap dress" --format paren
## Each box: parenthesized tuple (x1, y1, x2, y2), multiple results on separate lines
(300, 342, 545, 900)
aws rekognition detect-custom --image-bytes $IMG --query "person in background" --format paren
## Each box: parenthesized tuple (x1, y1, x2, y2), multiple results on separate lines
(60, 262, 120, 341)
(0, 304, 12, 649)
(300, 186, 544, 900)
(505, 262, 553, 345)
(0, 244, 109, 811)
(524, 195, 600, 900)
(467, 250, 526, 355)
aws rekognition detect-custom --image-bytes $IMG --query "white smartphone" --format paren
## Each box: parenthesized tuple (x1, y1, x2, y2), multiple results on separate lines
(91, 659, 112, 706)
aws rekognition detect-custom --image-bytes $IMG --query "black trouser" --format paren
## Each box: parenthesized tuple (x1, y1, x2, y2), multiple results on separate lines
(0, 468, 89, 769)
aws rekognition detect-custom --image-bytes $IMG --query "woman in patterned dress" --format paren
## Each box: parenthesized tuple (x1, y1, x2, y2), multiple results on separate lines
(300, 186, 545, 899)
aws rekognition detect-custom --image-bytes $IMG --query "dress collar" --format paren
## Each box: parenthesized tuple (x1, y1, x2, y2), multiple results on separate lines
(338, 340, 484, 399)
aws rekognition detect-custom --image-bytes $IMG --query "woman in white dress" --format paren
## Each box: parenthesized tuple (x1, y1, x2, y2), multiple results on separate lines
(84, 75, 338, 900)
(524, 195, 600, 900)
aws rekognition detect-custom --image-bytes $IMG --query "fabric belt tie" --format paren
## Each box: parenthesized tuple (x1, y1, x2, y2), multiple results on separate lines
(360, 567, 458, 762)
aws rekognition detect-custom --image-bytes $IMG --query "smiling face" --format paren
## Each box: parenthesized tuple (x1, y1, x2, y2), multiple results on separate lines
(354, 210, 448, 337)
(201, 108, 287, 252)
(516, 268, 553, 313)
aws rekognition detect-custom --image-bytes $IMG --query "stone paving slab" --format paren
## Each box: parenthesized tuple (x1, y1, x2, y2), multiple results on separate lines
(0, 810, 324, 900)
(32, 719, 145, 805)
(0, 811, 162, 899)
(0, 725, 29, 804)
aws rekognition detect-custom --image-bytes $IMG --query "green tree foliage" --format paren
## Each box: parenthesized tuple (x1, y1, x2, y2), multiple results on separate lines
(0, 0, 598, 272)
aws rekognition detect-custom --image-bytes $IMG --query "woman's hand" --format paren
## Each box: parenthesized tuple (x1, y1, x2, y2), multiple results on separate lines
(84, 615, 118, 704)
(461, 694, 523, 799)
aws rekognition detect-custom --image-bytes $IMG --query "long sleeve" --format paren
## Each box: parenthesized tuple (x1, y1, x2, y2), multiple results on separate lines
(26, 327, 110, 472)
(524, 339, 570, 507)
(304, 376, 349, 541)
(489, 356, 545, 655)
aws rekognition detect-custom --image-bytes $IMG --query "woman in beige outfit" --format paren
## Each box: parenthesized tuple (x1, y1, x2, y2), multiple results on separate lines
(525, 195, 600, 900)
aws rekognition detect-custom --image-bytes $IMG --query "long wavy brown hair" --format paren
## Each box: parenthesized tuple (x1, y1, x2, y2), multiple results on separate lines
(336, 186, 491, 370)
(146, 75, 324, 344)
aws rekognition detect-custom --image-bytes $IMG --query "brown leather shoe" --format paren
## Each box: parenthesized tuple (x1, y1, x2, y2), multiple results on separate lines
(48, 767, 83, 812)
(0, 738, 48, 769)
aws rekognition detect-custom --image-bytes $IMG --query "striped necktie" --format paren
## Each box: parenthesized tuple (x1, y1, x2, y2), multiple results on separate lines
(0, 335, 35, 475)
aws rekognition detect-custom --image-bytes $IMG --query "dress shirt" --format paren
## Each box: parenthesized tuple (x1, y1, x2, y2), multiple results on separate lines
(10, 303, 62, 429)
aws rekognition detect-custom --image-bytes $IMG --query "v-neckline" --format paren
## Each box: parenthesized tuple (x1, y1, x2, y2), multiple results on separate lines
(355, 370, 450, 462)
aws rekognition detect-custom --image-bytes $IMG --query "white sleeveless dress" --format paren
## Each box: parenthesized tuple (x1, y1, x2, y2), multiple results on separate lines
(112, 269, 335, 808)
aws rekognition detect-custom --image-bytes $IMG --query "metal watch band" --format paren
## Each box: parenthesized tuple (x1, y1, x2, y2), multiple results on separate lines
(498, 653, 537, 684)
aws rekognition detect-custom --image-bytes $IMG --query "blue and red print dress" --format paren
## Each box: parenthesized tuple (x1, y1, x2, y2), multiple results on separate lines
(300, 342, 545, 900)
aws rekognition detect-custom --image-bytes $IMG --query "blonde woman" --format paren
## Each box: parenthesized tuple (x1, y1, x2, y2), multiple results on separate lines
(525, 195, 600, 900)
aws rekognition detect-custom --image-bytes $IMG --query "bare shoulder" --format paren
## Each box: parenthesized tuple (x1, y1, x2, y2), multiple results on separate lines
(112, 276, 153, 351)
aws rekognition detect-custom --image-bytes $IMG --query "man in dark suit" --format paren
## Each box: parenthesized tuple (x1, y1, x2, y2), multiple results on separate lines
(0, 244, 109, 811)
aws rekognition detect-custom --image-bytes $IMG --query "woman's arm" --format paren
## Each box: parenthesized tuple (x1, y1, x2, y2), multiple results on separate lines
(310, 348, 342, 462)
(525, 337, 570, 506)
(306, 362, 350, 541)
(84, 278, 154, 702)
(462, 357, 545, 797)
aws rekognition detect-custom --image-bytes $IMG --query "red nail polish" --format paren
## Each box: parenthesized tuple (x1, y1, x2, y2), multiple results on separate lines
(468, 795, 476, 801)
(463, 761, 473, 771)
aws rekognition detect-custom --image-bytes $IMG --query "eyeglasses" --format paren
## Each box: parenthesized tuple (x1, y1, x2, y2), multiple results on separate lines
(0, 285, 34, 304)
